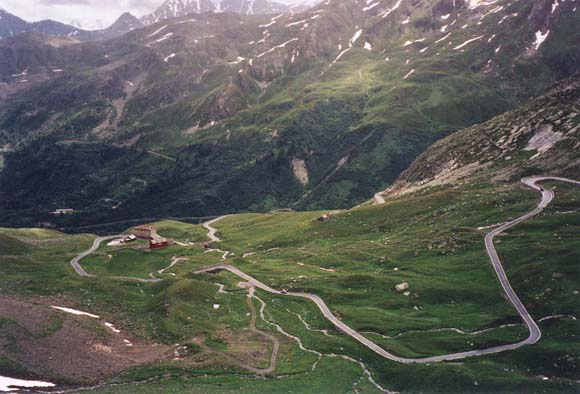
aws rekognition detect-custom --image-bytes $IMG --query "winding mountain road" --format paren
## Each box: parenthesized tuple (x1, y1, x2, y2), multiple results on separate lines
(71, 235, 163, 283)
(195, 176, 580, 363)
(71, 235, 124, 277)
(70, 177, 579, 363)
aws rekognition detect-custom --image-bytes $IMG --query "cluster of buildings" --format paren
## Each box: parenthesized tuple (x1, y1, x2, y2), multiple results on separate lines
(133, 225, 173, 249)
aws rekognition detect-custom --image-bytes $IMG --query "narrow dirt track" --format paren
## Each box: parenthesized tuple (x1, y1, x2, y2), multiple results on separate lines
(203, 216, 229, 242)
(246, 287, 280, 374)
(188, 286, 280, 376)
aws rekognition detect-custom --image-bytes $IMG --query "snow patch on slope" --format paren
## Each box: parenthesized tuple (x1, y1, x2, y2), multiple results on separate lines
(0, 376, 55, 392)
(51, 306, 99, 318)
(350, 29, 363, 45)
(453, 35, 484, 50)
(532, 30, 549, 51)
(380, 0, 403, 18)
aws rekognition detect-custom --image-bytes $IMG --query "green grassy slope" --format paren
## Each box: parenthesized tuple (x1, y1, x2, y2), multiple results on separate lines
(0, 177, 578, 392)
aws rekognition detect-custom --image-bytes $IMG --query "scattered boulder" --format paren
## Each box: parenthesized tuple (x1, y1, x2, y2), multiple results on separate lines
(395, 282, 409, 292)
(317, 213, 336, 222)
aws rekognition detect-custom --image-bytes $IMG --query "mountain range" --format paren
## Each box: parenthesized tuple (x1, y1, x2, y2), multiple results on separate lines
(0, 0, 309, 43)
(141, 0, 290, 25)
(0, 0, 578, 228)
(0, 69, 578, 394)
(0, 8, 144, 42)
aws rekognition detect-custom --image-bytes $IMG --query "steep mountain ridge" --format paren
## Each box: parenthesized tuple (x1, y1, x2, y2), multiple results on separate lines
(381, 74, 580, 198)
(0, 0, 578, 227)
(141, 0, 290, 25)
(0, 8, 29, 39)
(98, 13, 145, 40)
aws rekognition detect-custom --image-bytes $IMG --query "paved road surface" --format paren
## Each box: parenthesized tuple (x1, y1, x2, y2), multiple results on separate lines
(71, 235, 161, 283)
(70, 236, 124, 277)
(195, 176, 579, 363)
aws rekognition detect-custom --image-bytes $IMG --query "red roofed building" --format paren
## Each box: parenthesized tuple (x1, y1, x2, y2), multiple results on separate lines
(133, 225, 172, 249)
(150, 235, 169, 249)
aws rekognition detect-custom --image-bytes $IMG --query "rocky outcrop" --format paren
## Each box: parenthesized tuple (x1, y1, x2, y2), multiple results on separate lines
(292, 158, 309, 186)
(383, 76, 580, 197)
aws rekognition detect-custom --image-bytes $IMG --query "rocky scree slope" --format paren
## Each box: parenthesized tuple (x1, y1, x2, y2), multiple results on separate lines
(0, 0, 579, 227)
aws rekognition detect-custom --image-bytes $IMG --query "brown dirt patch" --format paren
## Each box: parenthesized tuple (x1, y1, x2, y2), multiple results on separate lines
(215, 328, 273, 368)
(0, 296, 174, 384)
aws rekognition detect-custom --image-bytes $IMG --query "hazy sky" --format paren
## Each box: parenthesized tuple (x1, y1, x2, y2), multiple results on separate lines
(0, 0, 304, 30)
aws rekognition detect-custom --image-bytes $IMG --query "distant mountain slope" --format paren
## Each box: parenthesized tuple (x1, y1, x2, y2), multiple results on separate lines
(382, 75, 580, 198)
(0, 0, 578, 227)
(98, 12, 145, 40)
(141, 0, 289, 25)
(0, 8, 29, 39)
(0, 9, 143, 42)
(288, 0, 324, 13)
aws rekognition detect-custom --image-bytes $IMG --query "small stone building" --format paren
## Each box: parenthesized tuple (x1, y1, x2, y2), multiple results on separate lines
(133, 225, 157, 240)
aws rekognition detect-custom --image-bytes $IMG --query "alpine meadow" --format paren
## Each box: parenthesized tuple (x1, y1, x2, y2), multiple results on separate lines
(0, 0, 579, 393)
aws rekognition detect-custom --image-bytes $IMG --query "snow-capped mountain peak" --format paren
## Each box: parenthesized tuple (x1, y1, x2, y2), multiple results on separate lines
(141, 0, 289, 25)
